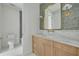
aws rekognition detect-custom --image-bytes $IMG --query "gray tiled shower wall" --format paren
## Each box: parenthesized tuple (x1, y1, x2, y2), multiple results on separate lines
(62, 3, 79, 30)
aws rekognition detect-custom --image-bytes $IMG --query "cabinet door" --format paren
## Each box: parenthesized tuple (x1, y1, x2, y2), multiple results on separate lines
(55, 47, 64, 56)
(38, 38, 45, 56)
(51, 41, 55, 56)
(44, 39, 52, 56)
(77, 48, 79, 56)
(32, 36, 45, 56)
(55, 47, 76, 56)
(32, 36, 35, 53)
(32, 36, 38, 55)
(54, 41, 77, 56)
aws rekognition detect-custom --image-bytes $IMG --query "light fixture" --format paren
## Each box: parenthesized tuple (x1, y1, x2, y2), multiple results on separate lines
(62, 4, 73, 16)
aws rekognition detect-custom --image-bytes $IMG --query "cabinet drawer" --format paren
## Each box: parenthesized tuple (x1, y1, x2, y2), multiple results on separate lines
(54, 41, 77, 55)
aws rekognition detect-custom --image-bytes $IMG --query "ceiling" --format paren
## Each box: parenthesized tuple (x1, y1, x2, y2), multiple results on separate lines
(12, 3, 23, 9)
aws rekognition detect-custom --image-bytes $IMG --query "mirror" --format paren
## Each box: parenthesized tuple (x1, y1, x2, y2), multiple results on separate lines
(40, 3, 79, 30)
(44, 3, 61, 30)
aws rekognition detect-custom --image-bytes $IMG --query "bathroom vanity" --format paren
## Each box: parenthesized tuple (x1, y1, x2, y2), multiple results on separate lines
(32, 33, 79, 56)
(37, 3, 79, 56)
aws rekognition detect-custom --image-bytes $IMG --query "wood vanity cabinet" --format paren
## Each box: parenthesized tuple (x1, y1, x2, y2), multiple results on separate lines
(32, 36, 45, 56)
(77, 48, 79, 56)
(32, 35, 54, 56)
(32, 35, 79, 56)
(43, 39, 54, 56)
(54, 41, 77, 56)
(38, 38, 45, 56)
(32, 36, 38, 55)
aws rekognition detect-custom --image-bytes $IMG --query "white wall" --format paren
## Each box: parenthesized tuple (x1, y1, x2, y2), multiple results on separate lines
(0, 4, 3, 33)
(3, 4, 20, 35)
(0, 4, 3, 50)
(23, 3, 40, 55)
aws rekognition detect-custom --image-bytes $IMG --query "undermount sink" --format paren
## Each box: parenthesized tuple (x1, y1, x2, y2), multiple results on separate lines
(37, 32, 61, 37)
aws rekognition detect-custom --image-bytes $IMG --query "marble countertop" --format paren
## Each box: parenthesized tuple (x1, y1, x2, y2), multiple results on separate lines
(33, 32, 79, 48)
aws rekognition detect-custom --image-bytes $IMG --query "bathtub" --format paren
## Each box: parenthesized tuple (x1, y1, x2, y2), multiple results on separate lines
(0, 45, 23, 56)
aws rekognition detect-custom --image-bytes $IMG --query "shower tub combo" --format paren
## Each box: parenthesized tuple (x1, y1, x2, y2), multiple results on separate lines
(0, 33, 22, 55)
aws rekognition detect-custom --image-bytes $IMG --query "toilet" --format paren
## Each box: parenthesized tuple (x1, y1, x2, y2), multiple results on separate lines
(7, 34, 16, 49)
(8, 41, 14, 49)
